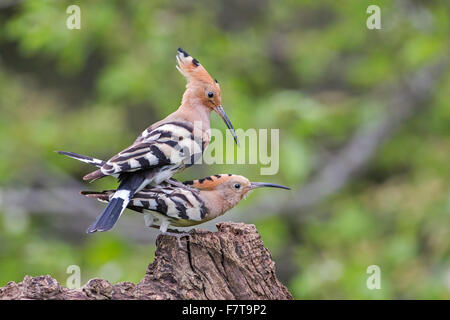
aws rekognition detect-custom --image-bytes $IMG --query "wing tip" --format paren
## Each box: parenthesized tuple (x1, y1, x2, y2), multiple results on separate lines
(86, 227, 97, 234)
(83, 170, 104, 181)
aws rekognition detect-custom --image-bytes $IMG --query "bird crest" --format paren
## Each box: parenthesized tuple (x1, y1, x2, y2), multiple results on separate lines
(176, 48, 216, 85)
(184, 174, 236, 190)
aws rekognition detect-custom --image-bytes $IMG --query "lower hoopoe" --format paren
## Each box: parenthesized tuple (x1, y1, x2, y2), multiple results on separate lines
(81, 174, 290, 247)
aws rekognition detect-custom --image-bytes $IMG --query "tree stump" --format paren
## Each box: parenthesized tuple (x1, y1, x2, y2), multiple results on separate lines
(0, 222, 292, 300)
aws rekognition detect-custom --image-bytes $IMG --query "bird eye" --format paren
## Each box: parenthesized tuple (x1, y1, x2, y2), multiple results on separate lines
(207, 92, 214, 98)
(233, 183, 241, 189)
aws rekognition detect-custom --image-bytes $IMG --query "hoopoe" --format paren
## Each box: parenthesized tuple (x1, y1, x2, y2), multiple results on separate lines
(81, 174, 290, 247)
(58, 48, 238, 234)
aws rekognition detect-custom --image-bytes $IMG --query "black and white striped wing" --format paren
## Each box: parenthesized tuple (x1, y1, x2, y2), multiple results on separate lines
(130, 187, 208, 223)
(100, 121, 204, 176)
(81, 190, 146, 213)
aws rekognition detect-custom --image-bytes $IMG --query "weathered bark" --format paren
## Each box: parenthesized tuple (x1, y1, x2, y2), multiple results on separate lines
(0, 222, 292, 300)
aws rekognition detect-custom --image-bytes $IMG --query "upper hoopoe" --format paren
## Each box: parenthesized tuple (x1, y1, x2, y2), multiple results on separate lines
(81, 174, 290, 247)
(58, 48, 238, 234)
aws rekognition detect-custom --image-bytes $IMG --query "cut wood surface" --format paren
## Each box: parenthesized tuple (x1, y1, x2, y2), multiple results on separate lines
(0, 222, 292, 300)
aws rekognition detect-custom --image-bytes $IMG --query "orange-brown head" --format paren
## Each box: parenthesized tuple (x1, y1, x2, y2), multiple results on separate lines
(176, 48, 238, 145)
(184, 174, 290, 214)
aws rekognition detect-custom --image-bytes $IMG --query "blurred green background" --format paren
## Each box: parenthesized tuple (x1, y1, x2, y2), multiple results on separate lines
(0, 0, 449, 299)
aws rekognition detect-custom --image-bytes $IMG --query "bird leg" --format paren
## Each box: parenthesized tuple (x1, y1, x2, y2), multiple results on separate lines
(158, 219, 192, 251)
(144, 214, 155, 228)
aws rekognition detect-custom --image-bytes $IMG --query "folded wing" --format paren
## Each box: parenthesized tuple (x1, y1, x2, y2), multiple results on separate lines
(82, 185, 208, 223)
(83, 121, 204, 181)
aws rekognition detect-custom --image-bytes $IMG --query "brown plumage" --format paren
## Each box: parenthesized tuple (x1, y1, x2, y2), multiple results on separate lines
(83, 48, 236, 183)
(58, 48, 239, 234)
(81, 174, 290, 247)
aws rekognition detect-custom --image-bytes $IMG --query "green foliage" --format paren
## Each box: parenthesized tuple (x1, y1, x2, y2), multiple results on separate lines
(0, 0, 449, 299)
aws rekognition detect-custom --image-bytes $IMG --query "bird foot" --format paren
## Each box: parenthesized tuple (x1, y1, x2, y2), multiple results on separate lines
(160, 230, 193, 251)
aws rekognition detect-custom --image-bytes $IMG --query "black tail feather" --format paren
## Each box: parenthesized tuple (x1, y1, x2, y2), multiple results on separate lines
(86, 172, 148, 233)
(87, 198, 126, 233)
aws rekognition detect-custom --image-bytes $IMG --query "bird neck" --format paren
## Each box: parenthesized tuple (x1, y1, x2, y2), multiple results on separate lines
(175, 100, 211, 130)
(200, 189, 238, 219)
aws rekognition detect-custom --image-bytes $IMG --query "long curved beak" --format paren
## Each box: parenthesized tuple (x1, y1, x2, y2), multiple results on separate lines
(214, 105, 239, 147)
(250, 182, 291, 190)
